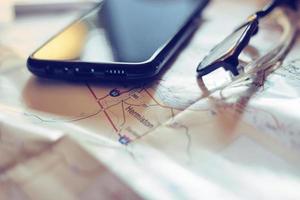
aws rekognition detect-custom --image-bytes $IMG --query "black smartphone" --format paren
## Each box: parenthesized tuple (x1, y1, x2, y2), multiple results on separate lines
(27, 0, 209, 81)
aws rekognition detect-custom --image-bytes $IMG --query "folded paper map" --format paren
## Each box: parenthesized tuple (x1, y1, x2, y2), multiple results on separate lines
(0, 0, 300, 199)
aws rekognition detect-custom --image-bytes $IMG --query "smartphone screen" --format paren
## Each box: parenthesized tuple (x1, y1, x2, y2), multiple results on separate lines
(32, 0, 206, 64)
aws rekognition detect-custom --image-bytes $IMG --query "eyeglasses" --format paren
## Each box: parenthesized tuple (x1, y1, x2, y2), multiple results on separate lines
(197, 0, 298, 77)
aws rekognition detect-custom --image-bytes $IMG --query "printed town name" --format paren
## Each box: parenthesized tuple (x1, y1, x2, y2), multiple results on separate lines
(126, 106, 154, 129)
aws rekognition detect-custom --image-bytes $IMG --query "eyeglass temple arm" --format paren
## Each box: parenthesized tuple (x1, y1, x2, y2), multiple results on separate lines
(256, 0, 298, 18)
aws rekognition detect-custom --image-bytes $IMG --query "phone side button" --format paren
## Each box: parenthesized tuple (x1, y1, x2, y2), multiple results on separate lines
(45, 65, 54, 75)
(63, 67, 74, 76)
(74, 67, 95, 78)
(54, 67, 64, 75)
(30, 66, 46, 74)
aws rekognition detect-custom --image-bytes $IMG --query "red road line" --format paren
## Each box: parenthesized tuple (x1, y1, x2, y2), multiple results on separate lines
(144, 88, 179, 109)
(86, 83, 119, 132)
(144, 88, 163, 106)
(97, 87, 136, 102)
(119, 87, 136, 95)
(97, 94, 109, 101)
(120, 101, 126, 126)
(144, 88, 187, 111)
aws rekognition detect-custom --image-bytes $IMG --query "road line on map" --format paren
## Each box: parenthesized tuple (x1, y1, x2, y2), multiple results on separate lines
(97, 94, 109, 101)
(24, 110, 103, 123)
(86, 83, 119, 132)
(119, 87, 136, 95)
(120, 101, 126, 127)
(97, 87, 138, 102)
(144, 88, 183, 110)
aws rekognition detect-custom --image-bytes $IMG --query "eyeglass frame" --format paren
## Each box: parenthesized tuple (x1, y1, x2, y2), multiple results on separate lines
(196, 0, 298, 77)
